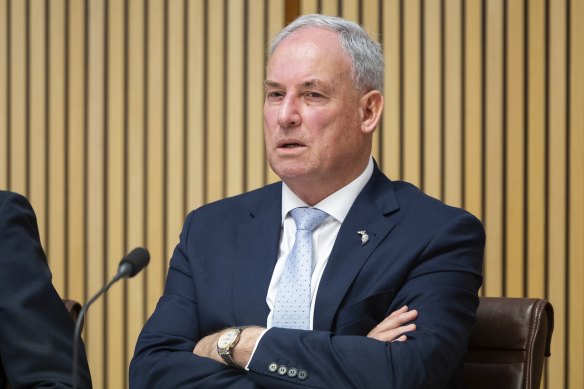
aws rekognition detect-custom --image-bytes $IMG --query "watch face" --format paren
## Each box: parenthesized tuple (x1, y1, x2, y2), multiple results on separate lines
(218, 330, 238, 348)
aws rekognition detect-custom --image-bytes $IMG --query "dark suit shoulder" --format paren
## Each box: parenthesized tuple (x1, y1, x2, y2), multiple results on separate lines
(390, 180, 483, 230)
(188, 182, 281, 220)
(0, 190, 30, 209)
(0, 191, 42, 247)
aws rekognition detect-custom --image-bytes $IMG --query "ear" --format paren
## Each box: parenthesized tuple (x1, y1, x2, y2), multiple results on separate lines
(359, 90, 384, 134)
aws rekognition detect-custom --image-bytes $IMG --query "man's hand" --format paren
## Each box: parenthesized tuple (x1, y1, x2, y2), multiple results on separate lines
(193, 326, 265, 368)
(192, 331, 223, 364)
(367, 305, 418, 342)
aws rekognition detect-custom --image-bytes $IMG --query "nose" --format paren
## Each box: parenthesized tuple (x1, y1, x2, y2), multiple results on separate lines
(277, 95, 301, 128)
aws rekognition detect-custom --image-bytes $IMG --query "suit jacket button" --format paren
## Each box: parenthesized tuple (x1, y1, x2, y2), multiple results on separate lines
(277, 365, 288, 375)
(268, 362, 278, 372)
(287, 367, 298, 378)
(297, 370, 308, 380)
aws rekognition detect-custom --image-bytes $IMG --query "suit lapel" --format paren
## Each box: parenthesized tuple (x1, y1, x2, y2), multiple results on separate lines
(313, 168, 400, 331)
(233, 185, 282, 326)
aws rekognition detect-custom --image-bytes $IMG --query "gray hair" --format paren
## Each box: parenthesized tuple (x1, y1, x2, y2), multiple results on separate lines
(268, 14, 384, 92)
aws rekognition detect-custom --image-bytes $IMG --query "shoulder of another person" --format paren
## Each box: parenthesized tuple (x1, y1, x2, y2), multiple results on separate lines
(0, 190, 32, 215)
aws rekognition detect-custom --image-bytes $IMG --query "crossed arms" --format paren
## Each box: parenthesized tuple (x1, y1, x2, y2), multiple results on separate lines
(130, 204, 484, 388)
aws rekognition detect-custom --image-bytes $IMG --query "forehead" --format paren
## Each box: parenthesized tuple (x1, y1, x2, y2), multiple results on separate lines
(266, 27, 353, 84)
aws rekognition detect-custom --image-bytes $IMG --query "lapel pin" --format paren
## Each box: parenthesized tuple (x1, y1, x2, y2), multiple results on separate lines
(357, 230, 369, 246)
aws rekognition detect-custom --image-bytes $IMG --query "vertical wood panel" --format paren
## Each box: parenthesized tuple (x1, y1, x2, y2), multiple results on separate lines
(547, 0, 567, 386)
(423, 0, 442, 200)
(382, 0, 402, 178)
(246, 2, 266, 190)
(341, 0, 359, 21)
(0, 0, 7, 188)
(527, 0, 546, 300)
(146, 0, 166, 314)
(28, 0, 47, 238)
(9, 0, 27, 195)
(403, 0, 422, 186)
(105, 0, 126, 386)
(165, 0, 185, 268)
(186, 0, 205, 209)
(321, 0, 338, 16)
(66, 0, 86, 303)
(569, 2, 584, 388)
(206, 0, 225, 201)
(443, 0, 462, 207)
(484, 0, 504, 296)
(85, 0, 106, 386)
(505, 0, 525, 297)
(300, 0, 318, 14)
(126, 0, 146, 379)
(226, 0, 245, 196)
(47, 0, 67, 295)
(464, 0, 483, 221)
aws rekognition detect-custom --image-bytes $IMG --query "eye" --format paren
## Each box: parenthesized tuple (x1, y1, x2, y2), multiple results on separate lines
(266, 90, 285, 101)
(305, 92, 323, 98)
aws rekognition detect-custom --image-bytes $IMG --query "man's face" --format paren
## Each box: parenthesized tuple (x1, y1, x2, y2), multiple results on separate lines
(264, 27, 372, 201)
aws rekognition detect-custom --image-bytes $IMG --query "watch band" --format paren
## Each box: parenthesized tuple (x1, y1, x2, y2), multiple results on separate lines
(219, 348, 240, 369)
(217, 327, 243, 369)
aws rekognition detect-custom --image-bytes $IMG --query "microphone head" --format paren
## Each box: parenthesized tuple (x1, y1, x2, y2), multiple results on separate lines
(118, 247, 150, 278)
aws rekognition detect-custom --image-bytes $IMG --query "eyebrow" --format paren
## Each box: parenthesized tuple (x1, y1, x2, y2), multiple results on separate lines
(264, 79, 328, 90)
(264, 80, 282, 89)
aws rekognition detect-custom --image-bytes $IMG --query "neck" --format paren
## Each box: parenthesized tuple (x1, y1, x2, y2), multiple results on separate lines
(284, 159, 371, 206)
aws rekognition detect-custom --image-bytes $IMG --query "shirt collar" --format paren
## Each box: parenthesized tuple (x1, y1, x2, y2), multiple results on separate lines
(281, 157, 374, 224)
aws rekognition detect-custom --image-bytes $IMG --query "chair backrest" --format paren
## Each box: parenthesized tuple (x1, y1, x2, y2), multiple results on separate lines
(464, 297, 554, 389)
(61, 298, 83, 325)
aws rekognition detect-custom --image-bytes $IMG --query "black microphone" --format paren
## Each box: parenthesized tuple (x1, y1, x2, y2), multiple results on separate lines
(117, 247, 151, 278)
(72, 247, 150, 389)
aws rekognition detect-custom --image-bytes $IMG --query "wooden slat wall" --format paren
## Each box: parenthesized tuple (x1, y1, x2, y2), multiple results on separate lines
(1, 1, 284, 388)
(0, 0, 582, 388)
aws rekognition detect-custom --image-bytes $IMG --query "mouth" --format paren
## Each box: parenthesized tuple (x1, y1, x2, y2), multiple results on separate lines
(277, 140, 306, 149)
(281, 143, 303, 148)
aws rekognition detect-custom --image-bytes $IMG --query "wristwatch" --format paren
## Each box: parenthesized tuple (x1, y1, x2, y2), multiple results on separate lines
(217, 327, 243, 369)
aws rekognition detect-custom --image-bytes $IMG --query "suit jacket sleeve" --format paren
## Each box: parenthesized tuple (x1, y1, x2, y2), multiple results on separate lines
(246, 211, 484, 389)
(0, 192, 92, 389)
(129, 212, 264, 388)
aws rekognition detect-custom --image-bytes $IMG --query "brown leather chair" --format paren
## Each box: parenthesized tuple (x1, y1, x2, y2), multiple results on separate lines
(61, 298, 83, 325)
(464, 297, 554, 389)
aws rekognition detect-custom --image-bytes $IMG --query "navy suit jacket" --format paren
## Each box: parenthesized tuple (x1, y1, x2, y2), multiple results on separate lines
(0, 191, 92, 388)
(130, 166, 484, 388)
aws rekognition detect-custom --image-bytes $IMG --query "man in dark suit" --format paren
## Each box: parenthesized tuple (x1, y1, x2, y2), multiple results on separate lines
(130, 14, 484, 388)
(0, 191, 92, 388)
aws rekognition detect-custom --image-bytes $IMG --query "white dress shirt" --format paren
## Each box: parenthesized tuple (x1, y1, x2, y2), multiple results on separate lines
(267, 157, 374, 329)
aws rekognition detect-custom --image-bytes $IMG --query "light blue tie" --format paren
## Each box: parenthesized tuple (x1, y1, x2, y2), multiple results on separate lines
(272, 207, 328, 330)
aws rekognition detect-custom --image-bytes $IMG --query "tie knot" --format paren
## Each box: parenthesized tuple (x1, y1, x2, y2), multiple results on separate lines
(290, 207, 328, 232)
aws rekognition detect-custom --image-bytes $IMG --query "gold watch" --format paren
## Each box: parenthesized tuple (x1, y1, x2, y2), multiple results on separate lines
(217, 328, 243, 369)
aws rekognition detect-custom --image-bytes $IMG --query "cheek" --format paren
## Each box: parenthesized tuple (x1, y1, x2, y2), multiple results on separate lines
(263, 109, 277, 137)
(264, 104, 277, 124)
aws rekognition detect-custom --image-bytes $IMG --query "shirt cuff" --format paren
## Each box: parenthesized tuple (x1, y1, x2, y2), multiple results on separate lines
(244, 328, 270, 371)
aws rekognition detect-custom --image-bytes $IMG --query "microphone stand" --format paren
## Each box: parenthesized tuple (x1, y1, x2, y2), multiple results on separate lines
(71, 247, 149, 389)
(72, 272, 125, 389)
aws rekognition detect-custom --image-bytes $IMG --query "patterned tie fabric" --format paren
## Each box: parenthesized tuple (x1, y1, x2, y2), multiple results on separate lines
(272, 207, 328, 330)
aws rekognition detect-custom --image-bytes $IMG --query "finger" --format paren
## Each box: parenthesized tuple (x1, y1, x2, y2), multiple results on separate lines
(373, 309, 418, 333)
(392, 334, 407, 342)
(368, 322, 416, 341)
(388, 305, 409, 318)
(368, 323, 416, 342)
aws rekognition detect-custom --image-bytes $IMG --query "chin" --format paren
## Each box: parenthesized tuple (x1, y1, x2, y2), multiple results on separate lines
(269, 159, 306, 177)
